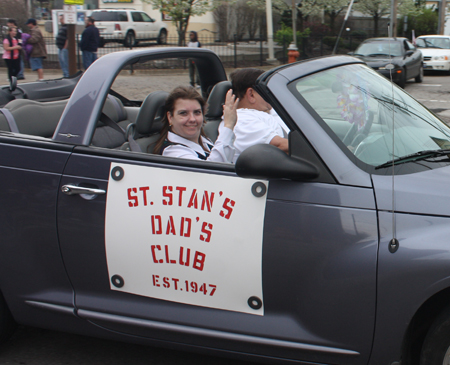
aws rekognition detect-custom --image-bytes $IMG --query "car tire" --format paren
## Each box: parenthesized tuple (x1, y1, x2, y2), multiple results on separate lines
(420, 306, 450, 365)
(157, 29, 167, 45)
(0, 292, 16, 344)
(124, 31, 135, 48)
(415, 65, 424, 83)
(398, 68, 406, 88)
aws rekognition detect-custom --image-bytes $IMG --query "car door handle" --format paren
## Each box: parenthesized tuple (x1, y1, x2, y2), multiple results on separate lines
(61, 184, 106, 196)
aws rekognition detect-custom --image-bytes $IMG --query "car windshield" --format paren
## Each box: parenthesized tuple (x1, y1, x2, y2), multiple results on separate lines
(355, 41, 402, 57)
(416, 37, 450, 49)
(292, 64, 450, 167)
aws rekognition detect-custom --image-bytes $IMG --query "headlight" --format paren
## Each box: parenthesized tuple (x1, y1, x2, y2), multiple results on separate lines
(378, 64, 399, 70)
(433, 55, 449, 61)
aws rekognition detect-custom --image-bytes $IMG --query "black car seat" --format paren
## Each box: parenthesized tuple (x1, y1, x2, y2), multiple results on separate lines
(120, 91, 168, 153)
(204, 81, 232, 142)
(91, 95, 133, 148)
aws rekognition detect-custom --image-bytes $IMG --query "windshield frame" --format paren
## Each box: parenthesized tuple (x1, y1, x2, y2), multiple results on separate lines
(286, 63, 450, 175)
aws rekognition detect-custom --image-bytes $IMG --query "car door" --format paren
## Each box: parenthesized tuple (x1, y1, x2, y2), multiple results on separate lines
(141, 12, 157, 39)
(131, 11, 144, 40)
(56, 86, 378, 365)
(404, 40, 422, 78)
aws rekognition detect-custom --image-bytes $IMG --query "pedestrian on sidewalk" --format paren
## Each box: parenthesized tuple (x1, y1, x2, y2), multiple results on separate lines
(25, 18, 47, 81)
(187, 31, 201, 88)
(6, 19, 25, 80)
(3, 27, 22, 82)
(79, 16, 100, 70)
(56, 15, 69, 78)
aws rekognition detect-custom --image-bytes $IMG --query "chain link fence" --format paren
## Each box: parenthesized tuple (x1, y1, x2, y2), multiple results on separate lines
(2, 33, 369, 72)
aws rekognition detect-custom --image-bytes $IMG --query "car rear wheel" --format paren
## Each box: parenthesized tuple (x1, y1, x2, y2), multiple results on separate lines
(420, 306, 450, 365)
(0, 292, 16, 343)
(124, 31, 135, 48)
(157, 29, 167, 45)
(415, 65, 424, 83)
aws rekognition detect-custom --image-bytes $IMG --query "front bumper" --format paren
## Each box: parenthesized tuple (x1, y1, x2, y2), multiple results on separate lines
(376, 69, 403, 83)
(423, 60, 450, 71)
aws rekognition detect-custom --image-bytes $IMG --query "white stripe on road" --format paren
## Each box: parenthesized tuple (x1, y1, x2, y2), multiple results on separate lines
(420, 84, 442, 86)
(417, 99, 449, 103)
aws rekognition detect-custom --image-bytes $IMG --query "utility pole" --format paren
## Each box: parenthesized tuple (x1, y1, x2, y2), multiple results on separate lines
(63, 4, 79, 76)
(266, 0, 277, 62)
(389, 0, 398, 37)
(438, 0, 447, 34)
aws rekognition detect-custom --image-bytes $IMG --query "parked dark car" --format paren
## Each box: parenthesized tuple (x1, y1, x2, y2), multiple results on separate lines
(351, 37, 423, 87)
(1, 48, 450, 365)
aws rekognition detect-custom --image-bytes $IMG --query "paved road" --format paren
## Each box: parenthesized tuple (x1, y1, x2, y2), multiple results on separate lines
(403, 71, 450, 123)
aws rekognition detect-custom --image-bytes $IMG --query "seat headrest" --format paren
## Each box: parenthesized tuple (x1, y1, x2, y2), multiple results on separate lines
(205, 81, 232, 119)
(103, 95, 127, 123)
(135, 91, 168, 135)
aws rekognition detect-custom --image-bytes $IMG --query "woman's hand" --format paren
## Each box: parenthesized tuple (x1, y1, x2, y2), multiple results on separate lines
(222, 89, 239, 130)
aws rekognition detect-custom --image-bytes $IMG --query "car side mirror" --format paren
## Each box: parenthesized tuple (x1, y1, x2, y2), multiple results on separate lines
(405, 50, 414, 57)
(235, 144, 319, 181)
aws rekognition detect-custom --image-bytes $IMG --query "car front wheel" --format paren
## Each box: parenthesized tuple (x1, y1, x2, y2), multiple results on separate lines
(157, 29, 167, 45)
(420, 306, 450, 365)
(415, 65, 424, 83)
(0, 292, 16, 343)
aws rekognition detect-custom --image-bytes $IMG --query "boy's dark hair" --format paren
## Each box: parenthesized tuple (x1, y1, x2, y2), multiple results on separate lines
(7, 19, 17, 26)
(87, 16, 95, 24)
(229, 68, 264, 100)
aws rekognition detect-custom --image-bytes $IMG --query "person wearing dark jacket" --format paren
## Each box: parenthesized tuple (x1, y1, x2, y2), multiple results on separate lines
(26, 18, 47, 81)
(55, 15, 69, 77)
(79, 16, 100, 70)
(187, 31, 201, 88)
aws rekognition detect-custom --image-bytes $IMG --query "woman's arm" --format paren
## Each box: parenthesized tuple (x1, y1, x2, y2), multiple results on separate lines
(3, 40, 21, 51)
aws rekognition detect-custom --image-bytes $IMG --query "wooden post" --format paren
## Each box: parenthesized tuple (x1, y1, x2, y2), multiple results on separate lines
(67, 24, 77, 76)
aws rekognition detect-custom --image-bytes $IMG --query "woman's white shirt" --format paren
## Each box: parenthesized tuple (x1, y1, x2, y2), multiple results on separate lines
(163, 128, 235, 163)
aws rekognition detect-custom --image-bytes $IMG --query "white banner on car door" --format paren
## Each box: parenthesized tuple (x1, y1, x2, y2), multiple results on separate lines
(105, 163, 268, 315)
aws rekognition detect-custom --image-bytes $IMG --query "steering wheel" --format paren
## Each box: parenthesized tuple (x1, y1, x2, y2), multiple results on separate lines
(343, 111, 375, 149)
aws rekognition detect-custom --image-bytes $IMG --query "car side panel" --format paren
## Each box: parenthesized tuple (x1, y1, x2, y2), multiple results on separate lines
(0, 137, 75, 325)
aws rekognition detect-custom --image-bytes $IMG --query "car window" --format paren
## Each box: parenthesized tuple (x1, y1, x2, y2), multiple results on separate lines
(290, 64, 450, 168)
(141, 13, 154, 22)
(91, 11, 127, 22)
(406, 41, 416, 50)
(418, 37, 450, 49)
(132, 12, 143, 22)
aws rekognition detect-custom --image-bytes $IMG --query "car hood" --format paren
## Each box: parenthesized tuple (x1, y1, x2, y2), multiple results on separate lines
(418, 48, 450, 57)
(372, 165, 450, 217)
(355, 55, 402, 67)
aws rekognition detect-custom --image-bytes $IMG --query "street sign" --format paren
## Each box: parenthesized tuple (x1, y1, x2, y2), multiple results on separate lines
(64, 0, 84, 4)
(63, 5, 77, 24)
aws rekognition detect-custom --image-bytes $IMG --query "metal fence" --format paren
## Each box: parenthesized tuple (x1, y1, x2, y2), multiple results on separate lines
(4, 33, 369, 72)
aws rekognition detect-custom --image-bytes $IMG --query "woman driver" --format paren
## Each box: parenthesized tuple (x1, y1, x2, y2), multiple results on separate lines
(154, 86, 238, 163)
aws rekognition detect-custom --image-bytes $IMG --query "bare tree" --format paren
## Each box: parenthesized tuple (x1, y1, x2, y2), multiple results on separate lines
(144, 0, 212, 46)
(0, 0, 28, 31)
(354, 0, 390, 36)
